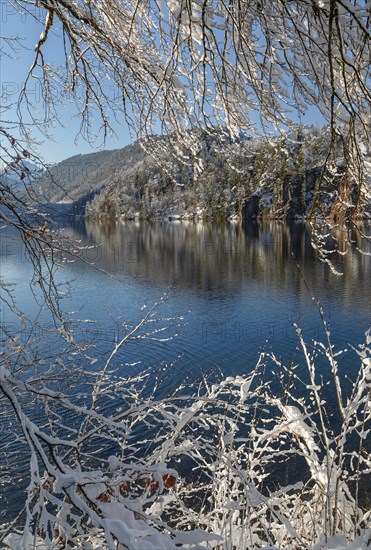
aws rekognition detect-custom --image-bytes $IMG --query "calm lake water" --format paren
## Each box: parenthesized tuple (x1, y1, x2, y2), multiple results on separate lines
(1, 219, 370, 388)
(0, 219, 370, 519)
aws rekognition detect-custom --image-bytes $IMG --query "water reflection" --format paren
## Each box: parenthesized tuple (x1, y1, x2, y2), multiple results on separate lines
(2, 219, 369, 336)
(72, 219, 370, 303)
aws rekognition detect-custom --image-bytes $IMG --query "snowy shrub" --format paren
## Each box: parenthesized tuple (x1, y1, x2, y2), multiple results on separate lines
(1, 300, 370, 549)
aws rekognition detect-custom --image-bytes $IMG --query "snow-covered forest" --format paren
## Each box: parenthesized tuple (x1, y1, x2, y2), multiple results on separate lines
(17, 124, 370, 223)
(85, 125, 369, 222)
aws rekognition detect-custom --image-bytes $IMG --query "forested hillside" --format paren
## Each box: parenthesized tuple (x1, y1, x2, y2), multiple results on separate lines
(32, 125, 370, 222)
(29, 149, 119, 205)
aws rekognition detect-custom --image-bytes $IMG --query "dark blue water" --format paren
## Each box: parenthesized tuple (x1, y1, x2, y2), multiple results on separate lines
(1, 219, 371, 517)
(1, 219, 370, 392)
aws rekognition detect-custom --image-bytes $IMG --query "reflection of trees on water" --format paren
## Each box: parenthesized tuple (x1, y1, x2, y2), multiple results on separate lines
(3, 217, 367, 307)
(77, 219, 370, 304)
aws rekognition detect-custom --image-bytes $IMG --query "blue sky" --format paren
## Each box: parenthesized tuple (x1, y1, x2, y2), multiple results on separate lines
(0, 1, 130, 164)
(1, 1, 327, 165)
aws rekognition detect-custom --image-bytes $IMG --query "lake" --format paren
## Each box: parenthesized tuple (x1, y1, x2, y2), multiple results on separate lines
(2, 218, 370, 389)
(0, 218, 370, 520)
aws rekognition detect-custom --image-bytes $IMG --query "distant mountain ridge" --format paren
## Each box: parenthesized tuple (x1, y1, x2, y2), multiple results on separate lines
(0, 160, 44, 193)
(29, 149, 120, 204)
